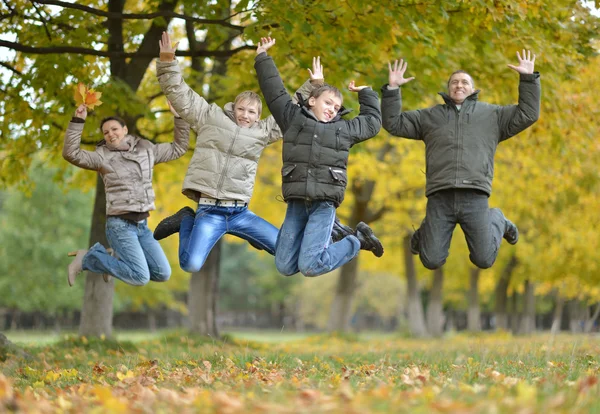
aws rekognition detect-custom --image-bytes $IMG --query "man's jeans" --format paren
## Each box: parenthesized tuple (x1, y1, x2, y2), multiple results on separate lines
(275, 200, 360, 277)
(414, 189, 508, 270)
(179, 205, 278, 273)
(82, 217, 171, 285)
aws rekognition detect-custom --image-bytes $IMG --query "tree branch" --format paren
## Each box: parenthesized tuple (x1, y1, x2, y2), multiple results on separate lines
(32, 0, 246, 31)
(0, 40, 254, 58)
(0, 61, 22, 75)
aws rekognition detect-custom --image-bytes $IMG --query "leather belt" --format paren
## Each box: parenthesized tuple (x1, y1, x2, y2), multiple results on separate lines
(198, 196, 247, 207)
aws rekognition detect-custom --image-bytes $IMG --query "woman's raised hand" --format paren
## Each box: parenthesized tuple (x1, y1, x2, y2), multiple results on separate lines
(159, 31, 179, 62)
(74, 104, 87, 120)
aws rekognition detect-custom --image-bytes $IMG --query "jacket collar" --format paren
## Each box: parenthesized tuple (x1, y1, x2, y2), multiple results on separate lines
(296, 92, 352, 123)
(439, 90, 480, 107)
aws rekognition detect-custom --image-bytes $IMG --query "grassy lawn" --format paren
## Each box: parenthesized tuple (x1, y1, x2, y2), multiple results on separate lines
(2, 331, 600, 413)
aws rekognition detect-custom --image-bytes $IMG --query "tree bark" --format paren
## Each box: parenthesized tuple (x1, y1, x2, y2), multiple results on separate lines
(188, 240, 221, 337)
(494, 254, 517, 331)
(467, 268, 481, 332)
(510, 290, 520, 334)
(79, 175, 114, 338)
(518, 279, 536, 335)
(403, 234, 428, 337)
(426, 267, 444, 337)
(550, 291, 565, 335)
(327, 257, 359, 332)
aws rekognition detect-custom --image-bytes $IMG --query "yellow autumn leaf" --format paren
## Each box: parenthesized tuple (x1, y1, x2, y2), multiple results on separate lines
(73, 83, 103, 110)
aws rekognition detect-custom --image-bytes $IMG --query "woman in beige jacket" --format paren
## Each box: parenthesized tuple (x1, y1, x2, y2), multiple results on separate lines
(64, 103, 190, 286)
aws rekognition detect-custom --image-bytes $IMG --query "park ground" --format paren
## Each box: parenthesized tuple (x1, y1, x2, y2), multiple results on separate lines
(2, 330, 600, 413)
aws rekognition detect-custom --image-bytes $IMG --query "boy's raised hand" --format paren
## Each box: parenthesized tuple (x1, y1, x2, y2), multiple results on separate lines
(388, 59, 415, 87)
(159, 31, 179, 62)
(256, 37, 276, 55)
(507, 49, 536, 74)
(308, 56, 324, 81)
(348, 81, 369, 92)
(74, 104, 87, 120)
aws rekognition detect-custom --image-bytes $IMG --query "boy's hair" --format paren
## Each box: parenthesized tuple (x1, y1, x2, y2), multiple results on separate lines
(234, 91, 262, 115)
(447, 70, 475, 89)
(308, 84, 343, 105)
(99, 116, 126, 132)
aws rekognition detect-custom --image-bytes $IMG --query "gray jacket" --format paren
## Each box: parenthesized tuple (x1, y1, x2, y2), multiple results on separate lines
(63, 118, 190, 215)
(156, 60, 316, 203)
(381, 72, 541, 196)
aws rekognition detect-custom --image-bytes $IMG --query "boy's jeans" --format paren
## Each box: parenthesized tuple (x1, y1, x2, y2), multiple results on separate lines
(414, 189, 508, 270)
(179, 205, 279, 273)
(275, 200, 360, 277)
(82, 217, 171, 285)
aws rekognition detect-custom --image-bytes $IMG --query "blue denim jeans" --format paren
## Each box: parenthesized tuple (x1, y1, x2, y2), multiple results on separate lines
(82, 217, 171, 285)
(275, 200, 360, 277)
(179, 205, 279, 273)
(414, 189, 507, 270)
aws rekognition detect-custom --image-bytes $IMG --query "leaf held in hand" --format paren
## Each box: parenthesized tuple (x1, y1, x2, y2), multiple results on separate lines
(74, 83, 103, 110)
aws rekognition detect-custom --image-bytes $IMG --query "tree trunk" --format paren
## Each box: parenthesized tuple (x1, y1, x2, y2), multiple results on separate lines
(426, 267, 444, 337)
(10, 310, 19, 330)
(510, 290, 520, 334)
(467, 268, 481, 332)
(494, 254, 517, 331)
(148, 310, 157, 333)
(568, 300, 584, 333)
(584, 303, 600, 333)
(79, 175, 114, 338)
(518, 279, 536, 335)
(403, 235, 428, 337)
(188, 239, 221, 337)
(327, 257, 359, 332)
(550, 291, 565, 335)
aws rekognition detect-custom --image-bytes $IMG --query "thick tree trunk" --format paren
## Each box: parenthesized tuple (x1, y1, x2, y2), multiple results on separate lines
(403, 235, 428, 337)
(518, 279, 536, 335)
(327, 257, 359, 332)
(584, 303, 600, 333)
(494, 255, 517, 331)
(426, 267, 445, 337)
(188, 240, 221, 337)
(550, 291, 565, 335)
(467, 268, 481, 332)
(79, 175, 114, 338)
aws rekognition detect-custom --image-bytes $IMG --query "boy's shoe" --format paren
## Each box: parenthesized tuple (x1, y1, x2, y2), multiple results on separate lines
(356, 222, 384, 258)
(331, 216, 355, 242)
(154, 207, 195, 240)
(103, 248, 116, 283)
(504, 219, 519, 245)
(410, 230, 420, 255)
(67, 250, 88, 287)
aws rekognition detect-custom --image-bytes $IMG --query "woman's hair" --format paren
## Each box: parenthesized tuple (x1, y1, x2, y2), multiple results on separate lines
(308, 84, 343, 105)
(99, 116, 126, 132)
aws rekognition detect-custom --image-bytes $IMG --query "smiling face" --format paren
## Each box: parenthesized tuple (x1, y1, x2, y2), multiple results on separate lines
(308, 91, 342, 123)
(234, 99, 260, 128)
(447, 71, 474, 104)
(101, 119, 128, 147)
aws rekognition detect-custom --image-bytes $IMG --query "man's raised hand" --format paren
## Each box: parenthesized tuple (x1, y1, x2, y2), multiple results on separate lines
(507, 49, 536, 75)
(348, 80, 369, 92)
(388, 59, 415, 88)
(256, 37, 276, 55)
(159, 31, 178, 62)
(308, 56, 324, 81)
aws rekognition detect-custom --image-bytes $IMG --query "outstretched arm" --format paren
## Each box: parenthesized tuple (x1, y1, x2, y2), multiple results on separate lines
(153, 101, 191, 164)
(254, 37, 298, 134)
(346, 85, 382, 144)
(156, 31, 215, 131)
(498, 49, 541, 141)
(381, 59, 422, 139)
(62, 104, 104, 171)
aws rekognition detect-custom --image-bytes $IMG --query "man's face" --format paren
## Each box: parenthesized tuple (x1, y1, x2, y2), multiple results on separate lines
(448, 73, 474, 104)
(234, 100, 260, 128)
(308, 91, 342, 123)
(102, 120, 128, 147)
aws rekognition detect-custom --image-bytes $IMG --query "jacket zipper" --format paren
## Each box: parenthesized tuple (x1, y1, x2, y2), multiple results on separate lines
(455, 106, 461, 186)
(335, 127, 341, 151)
(216, 126, 240, 197)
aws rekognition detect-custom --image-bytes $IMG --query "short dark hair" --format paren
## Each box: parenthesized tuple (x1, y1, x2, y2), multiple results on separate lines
(447, 70, 475, 89)
(308, 84, 343, 105)
(100, 116, 126, 132)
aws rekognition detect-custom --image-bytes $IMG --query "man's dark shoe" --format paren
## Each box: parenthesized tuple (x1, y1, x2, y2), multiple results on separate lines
(356, 222, 384, 258)
(154, 207, 195, 240)
(331, 216, 355, 242)
(410, 230, 420, 255)
(504, 219, 519, 245)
